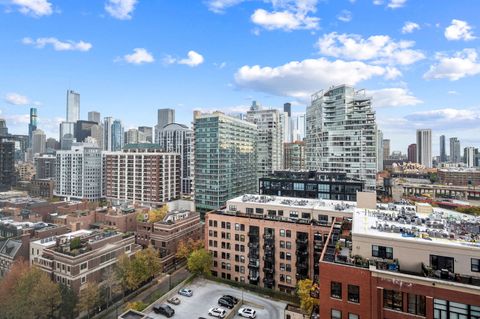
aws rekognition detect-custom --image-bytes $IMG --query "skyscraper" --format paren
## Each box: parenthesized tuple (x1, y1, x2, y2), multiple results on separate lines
(111, 119, 124, 151)
(59, 122, 75, 150)
(439, 135, 447, 162)
(75, 120, 97, 142)
(416, 129, 432, 168)
(103, 117, 114, 151)
(408, 143, 417, 163)
(377, 130, 384, 172)
(0, 119, 8, 137)
(66, 90, 80, 122)
(306, 85, 377, 190)
(464, 147, 477, 167)
(138, 126, 153, 143)
(246, 101, 283, 181)
(28, 107, 38, 147)
(0, 141, 15, 191)
(88, 111, 101, 124)
(31, 129, 46, 155)
(155, 108, 175, 135)
(383, 139, 391, 159)
(157, 123, 193, 195)
(193, 111, 257, 216)
(450, 137, 461, 163)
(284, 102, 291, 117)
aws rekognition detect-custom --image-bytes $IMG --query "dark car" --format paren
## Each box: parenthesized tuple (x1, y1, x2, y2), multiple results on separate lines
(218, 297, 234, 309)
(221, 295, 239, 304)
(153, 304, 175, 318)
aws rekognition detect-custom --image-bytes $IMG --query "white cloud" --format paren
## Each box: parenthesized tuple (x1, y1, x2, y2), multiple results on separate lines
(404, 108, 480, 129)
(165, 51, 204, 67)
(122, 48, 155, 64)
(234, 57, 392, 100)
(22, 37, 92, 51)
(205, 0, 244, 13)
(367, 88, 422, 108)
(317, 32, 425, 65)
(401, 21, 420, 34)
(387, 0, 406, 9)
(251, 8, 319, 31)
(105, 0, 137, 20)
(373, 0, 383, 4)
(424, 49, 480, 81)
(11, 0, 52, 17)
(4, 93, 30, 105)
(447, 90, 458, 95)
(337, 10, 352, 22)
(444, 19, 476, 41)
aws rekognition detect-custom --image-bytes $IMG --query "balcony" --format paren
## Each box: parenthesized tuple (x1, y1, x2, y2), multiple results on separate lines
(248, 250, 259, 259)
(296, 237, 308, 245)
(248, 260, 259, 269)
(296, 250, 308, 257)
(248, 242, 259, 249)
(263, 277, 275, 287)
(263, 243, 275, 251)
(296, 261, 308, 270)
(263, 265, 274, 273)
(263, 233, 274, 241)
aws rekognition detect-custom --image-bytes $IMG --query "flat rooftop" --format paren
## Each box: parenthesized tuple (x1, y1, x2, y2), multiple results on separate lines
(228, 194, 357, 213)
(32, 229, 93, 247)
(353, 203, 480, 249)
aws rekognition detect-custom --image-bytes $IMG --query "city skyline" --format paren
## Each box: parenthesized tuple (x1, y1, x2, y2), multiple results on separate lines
(1, 0, 480, 153)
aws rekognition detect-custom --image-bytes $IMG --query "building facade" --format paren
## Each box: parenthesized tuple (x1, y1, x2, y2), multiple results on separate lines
(193, 111, 257, 215)
(284, 141, 306, 171)
(464, 147, 477, 168)
(54, 144, 103, 200)
(157, 123, 193, 195)
(438, 168, 480, 186)
(28, 107, 38, 148)
(259, 171, 364, 201)
(416, 129, 432, 168)
(34, 154, 56, 179)
(407, 143, 417, 163)
(306, 85, 377, 190)
(440, 135, 447, 163)
(0, 141, 15, 191)
(138, 126, 153, 143)
(450, 137, 461, 163)
(66, 90, 80, 123)
(103, 144, 181, 206)
(88, 111, 100, 124)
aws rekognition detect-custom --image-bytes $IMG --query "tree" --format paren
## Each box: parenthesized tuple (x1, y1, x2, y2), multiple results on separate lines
(148, 204, 168, 223)
(296, 279, 318, 314)
(176, 238, 204, 259)
(77, 282, 100, 319)
(116, 247, 161, 292)
(102, 266, 121, 308)
(124, 301, 147, 312)
(187, 248, 212, 276)
(59, 284, 78, 319)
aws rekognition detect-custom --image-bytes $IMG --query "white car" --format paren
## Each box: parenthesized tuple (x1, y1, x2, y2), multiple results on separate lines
(208, 307, 227, 318)
(238, 307, 257, 318)
(178, 288, 193, 297)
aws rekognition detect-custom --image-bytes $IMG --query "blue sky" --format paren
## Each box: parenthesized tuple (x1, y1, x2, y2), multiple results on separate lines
(1, 0, 479, 154)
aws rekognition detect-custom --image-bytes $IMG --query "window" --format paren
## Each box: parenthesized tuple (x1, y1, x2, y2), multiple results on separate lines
(280, 263, 285, 271)
(280, 229, 286, 237)
(80, 262, 87, 271)
(286, 275, 292, 284)
(430, 255, 454, 272)
(286, 264, 291, 272)
(331, 282, 342, 299)
(286, 242, 292, 249)
(301, 212, 311, 219)
(246, 208, 254, 214)
(286, 230, 291, 238)
(372, 245, 393, 259)
(349, 314, 359, 319)
(81, 276, 86, 284)
(293, 183, 304, 191)
(434, 299, 480, 319)
(472, 258, 479, 272)
(280, 241, 285, 248)
(278, 210, 283, 216)
(331, 309, 341, 319)
(408, 294, 426, 316)
(255, 208, 264, 214)
(383, 289, 403, 311)
(289, 211, 298, 218)
(348, 285, 360, 303)
(286, 253, 291, 260)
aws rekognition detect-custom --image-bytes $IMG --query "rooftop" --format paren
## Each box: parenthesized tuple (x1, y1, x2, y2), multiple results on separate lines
(353, 203, 480, 249)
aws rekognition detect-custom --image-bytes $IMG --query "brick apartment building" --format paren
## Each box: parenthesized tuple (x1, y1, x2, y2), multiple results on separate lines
(136, 201, 203, 271)
(318, 201, 480, 319)
(204, 194, 356, 293)
(30, 229, 141, 293)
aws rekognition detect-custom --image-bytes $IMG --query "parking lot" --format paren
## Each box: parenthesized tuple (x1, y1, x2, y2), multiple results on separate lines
(144, 277, 286, 319)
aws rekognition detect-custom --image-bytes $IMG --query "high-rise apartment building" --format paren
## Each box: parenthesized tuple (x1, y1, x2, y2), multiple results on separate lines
(54, 143, 103, 200)
(440, 135, 447, 162)
(377, 130, 384, 172)
(193, 111, 257, 215)
(46, 138, 60, 151)
(383, 139, 391, 159)
(155, 109, 175, 141)
(90, 124, 103, 149)
(31, 129, 46, 155)
(59, 122, 75, 150)
(157, 123, 193, 195)
(103, 117, 114, 151)
(88, 111, 101, 124)
(416, 129, 432, 168)
(66, 90, 80, 123)
(111, 120, 124, 151)
(246, 102, 283, 181)
(284, 141, 305, 171)
(138, 126, 153, 143)
(34, 154, 56, 179)
(450, 137, 461, 163)
(0, 141, 15, 191)
(291, 115, 306, 142)
(464, 147, 477, 167)
(28, 107, 38, 147)
(408, 143, 417, 163)
(104, 144, 181, 205)
(306, 85, 377, 190)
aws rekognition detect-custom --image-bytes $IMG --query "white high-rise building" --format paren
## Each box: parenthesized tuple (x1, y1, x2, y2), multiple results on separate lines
(306, 85, 377, 190)
(66, 90, 80, 123)
(54, 143, 103, 200)
(464, 147, 476, 167)
(377, 130, 384, 172)
(246, 101, 283, 181)
(103, 117, 114, 151)
(59, 122, 75, 150)
(90, 124, 103, 149)
(126, 128, 147, 144)
(32, 129, 46, 155)
(88, 111, 100, 124)
(416, 129, 432, 168)
(157, 123, 193, 195)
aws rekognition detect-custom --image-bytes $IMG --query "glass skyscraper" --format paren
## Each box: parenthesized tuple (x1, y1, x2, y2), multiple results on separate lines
(193, 111, 257, 216)
(111, 119, 124, 151)
(66, 90, 80, 123)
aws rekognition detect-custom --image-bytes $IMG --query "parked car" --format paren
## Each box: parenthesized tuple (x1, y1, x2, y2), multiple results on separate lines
(208, 307, 227, 318)
(217, 297, 234, 309)
(221, 295, 239, 304)
(178, 288, 193, 297)
(167, 297, 181, 305)
(153, 304, 175, 318)
(238, 307, 256, 318)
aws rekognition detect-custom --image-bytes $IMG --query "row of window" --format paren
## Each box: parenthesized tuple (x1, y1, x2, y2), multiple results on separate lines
(331, 310, 358, 319)
(331, 282, 359, 303)
(383, 290, 426, 316)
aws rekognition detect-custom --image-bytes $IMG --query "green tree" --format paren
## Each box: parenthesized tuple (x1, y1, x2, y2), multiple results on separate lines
(59, 284, 78, 319)
(116, 247, 161, 292)
(296, 279, 318, 314)
(176, 238, 204, 259)
(187, 248, 212, 276)
(77, 282, 100, 319)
